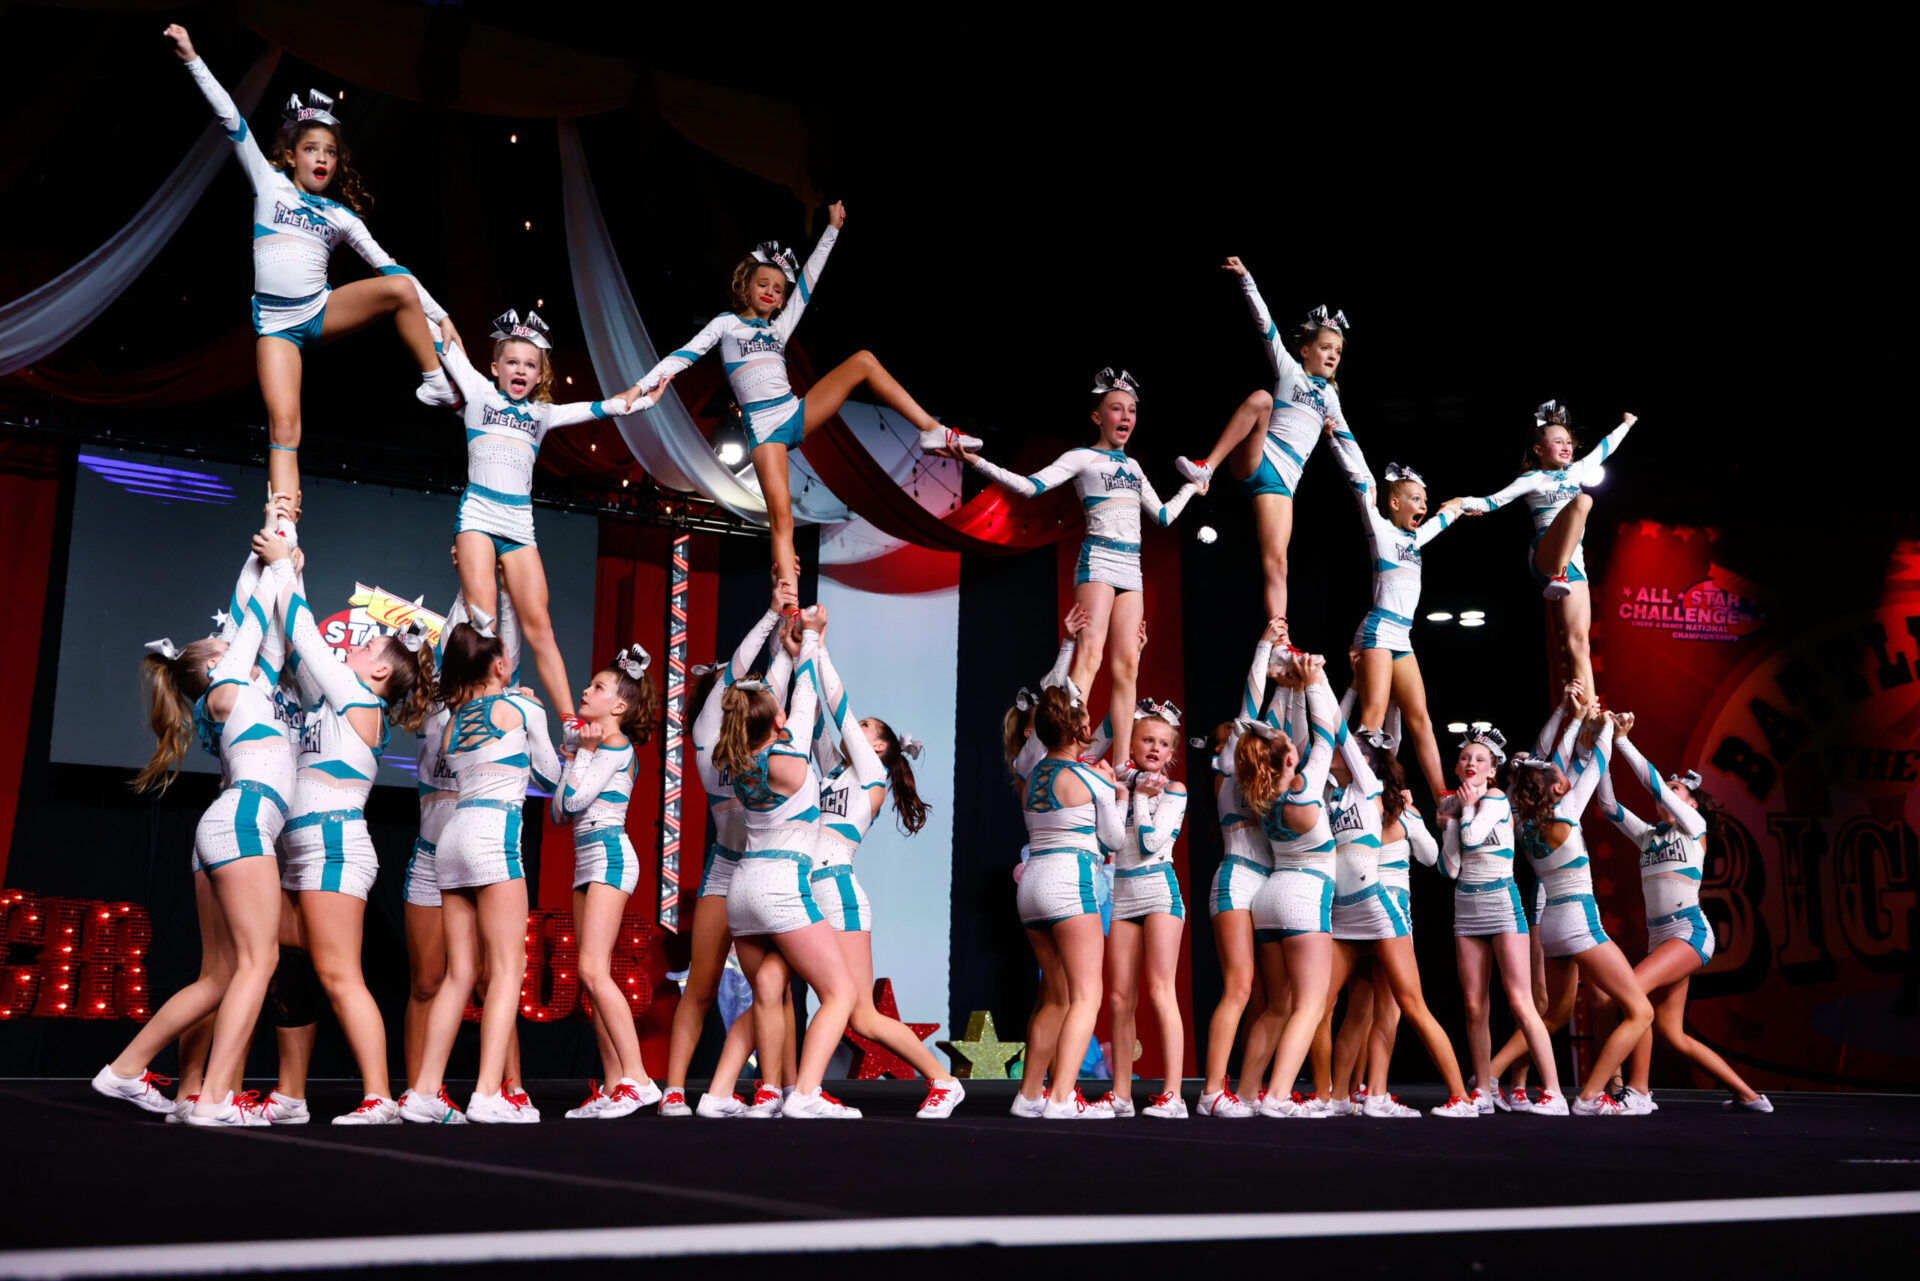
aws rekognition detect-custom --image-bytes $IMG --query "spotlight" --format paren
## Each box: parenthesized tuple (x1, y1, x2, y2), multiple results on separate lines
(717, 441, 745, 467)
(510, 133, 518, 143)
(1426, 611, 1453, 622)
(1590, 466, 1606, 486)
(1460, 609, 1485, 620)
(1197, 525, 1218, 545)
(1459, 618, 1485, 628)
(1446, 722, 1468, 733)
(1470, 720, 1493, 730)
(524, 221, 532, 231)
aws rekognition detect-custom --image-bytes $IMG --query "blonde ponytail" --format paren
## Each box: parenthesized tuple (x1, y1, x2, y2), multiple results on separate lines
(132, 639, 221, 794)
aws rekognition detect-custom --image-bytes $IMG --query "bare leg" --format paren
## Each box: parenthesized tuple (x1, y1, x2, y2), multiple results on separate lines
(256, 338, 303, 505)
(1374, 937, 1466, 1098)
(1508, 932, 1552, 1088)
(1493, 933, 1562, 1096)
(839, 931, 954, 1082)
(194, 858, 283, 1111)
(768, 923, 857, 1094)
(1354, 648, 1397, 738)
(1313, 942, 1358, 1098)
(1571, 943, 1655, 1099)
(1251, 494, 1295, 624)
(318, 275, 440, 370)
(574, 883, 650, 1084)
(1141, 914, 1186, 1099)
(1047, 914, 1108, 1106)
(1204, 909, 1258, 1094)
(1330, 956, 1375, 1099)
(403, 902, 446, 1088)
(799, 350, 942, 437)
(1264, 933, 1334, 1100)
(1557, 583, 1595, 700)
(473, 880, 530, 1097)
(302, 890, 390, 1100)
(1363, 975, 1403, 1098)
(1068, 582, 1115, 704)
(667, 894, 732, 1090)
(1389, 654, 1449, 800)
(1197, 391, 1273, 475)
(412, 890, 477, 1098)
(1105, 919, 1143, 1104)
(452, 531, 502, 624)
(1240, 949, 1288, 1097)
(1103, 591, 1145, 770)
(1455, 935, 1495, 1093)
(273, 893, 312, 1100)
(1532, 492, 1593, 579)
(1634, 943, 1763, 1101)
(498, 545, 574, 720)
(1492, 956, 1577, 1082)
(1020, 929, 1069, 1102)
(750, 441, 800, 590)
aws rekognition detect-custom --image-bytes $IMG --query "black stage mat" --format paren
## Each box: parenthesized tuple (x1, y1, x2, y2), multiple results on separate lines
(2, 1080, 1917, 1276)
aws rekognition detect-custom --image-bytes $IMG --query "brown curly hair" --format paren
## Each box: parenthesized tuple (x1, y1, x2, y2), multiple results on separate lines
(377, 636, 437, 735)
(269, 121, 370, 214)
(603, 665, 662, 747)
(1034, 687, 1088, 753)
(729, 258, 791, 317)
(713, 681, 780, 786)
(1235, 728, 1298, 817)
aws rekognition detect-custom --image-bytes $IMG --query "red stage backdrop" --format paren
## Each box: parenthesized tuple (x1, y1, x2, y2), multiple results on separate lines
(1592, 522, 1919, 1091)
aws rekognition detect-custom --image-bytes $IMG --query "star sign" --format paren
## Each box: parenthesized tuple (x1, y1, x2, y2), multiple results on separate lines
(937, 1010, 1025, 1080)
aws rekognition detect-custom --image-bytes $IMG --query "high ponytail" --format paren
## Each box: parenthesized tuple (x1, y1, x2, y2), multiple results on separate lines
(378, 636, 438, 735)
(1234, 728, 1296, 817)
(714, 681, 779, 785)
(1034, 687, 1086, 752)
(866, 719, 930, 836)
(132, 639, 222, 794)
(605, 666, 662, 747)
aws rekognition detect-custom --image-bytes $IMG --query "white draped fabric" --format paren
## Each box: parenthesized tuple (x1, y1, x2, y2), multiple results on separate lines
(557, 120, 845, 526)
(0, 49, 280, 377)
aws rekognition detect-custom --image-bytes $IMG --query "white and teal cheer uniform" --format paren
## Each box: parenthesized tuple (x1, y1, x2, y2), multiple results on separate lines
(438, 691, 559, 890)
(182, 57, 448, 347)
(1236, 271, 1349, 499)
(1460, 418, 1633, 587)
(193, 558, 299, 871)
(552, 735, 640, 894)
(1326, 426, 1456, 658)
(692, 609, 784, 900)
(970, 447, 1196, 593)
(1598, 737, 1715, 965)
(1520, 712, 1614, 958)
(1329, 725, 1406, 941)
(1249, 679, 1340, 941)
(441, 343, 643, 552)
(726, 633, 830, 937)
(637, 228, 839, 449)
(1113, 780, 1188, 923)
(1445, 790, 1525, 936)
(1210, 636, 1280, 915)
(807, 647, 888, 934)
(1015, 752, 1128, 928)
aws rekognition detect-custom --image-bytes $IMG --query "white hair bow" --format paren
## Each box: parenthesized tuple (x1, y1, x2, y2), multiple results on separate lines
(689, 661, 721, 678)
(1306, 304, 1350, 333)
(467, 607, 497, 640)
(283, 89, 338, 126)
(1090, 367, 1141, 399)
(898, 733, 924, 761)
(732, 677, 770, 693)
(394, 619, 430, 654)
(1134, 698, 1182, 728)
(750, 241, 800, 282)
(1669, 769, 1704, 791)
(1235, 715, 1280, 742)
(145, 638, 180, 661)
(1065, 677, 1085, 710)
(1459, 725, 1508, 764)
(1535, 399, 1565, 427)
(490, 309, 552, 350)
(1383, 462, 1425, 486)
(1014, 687, 1037, 713)
(1511, 751, 1556, 772)
(616, 644, 651, 680)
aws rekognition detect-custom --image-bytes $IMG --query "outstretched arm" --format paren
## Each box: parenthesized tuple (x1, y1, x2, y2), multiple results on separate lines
(211, 553, 294, 688)
(1594, 762, 1652, 845)
(1227, 259, 1298, 383)
(636, 314, 729, 394)
(1288, 675, 1341, 801)
(777, 632, 822, 757)
(1558, 717, 1615, 819)
(770, 216, 841, 342)
(1574, 416, 1635, 484)
(1138, 470, 1199, 528)
(728, 608, 783, 684)
(1614, 734, 1706, 839)
(173, 29, 277, 193)
(276, 575, 382, 716)
(1458, 471, 1542, 516)
(967, 448, 1087, 499)
(339, 215, 449, 324)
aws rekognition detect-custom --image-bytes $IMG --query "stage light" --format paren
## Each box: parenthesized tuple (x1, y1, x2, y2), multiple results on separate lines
(524, 221, 532, 230)
(1591, 466, 1606, 485)
(509, 133, 518, 143)
(565, 375, 573, 385)
(621, 478, 629, 488)
(717, 442, 745, 466)
(1460, 609, 1485, 620)
(1446, 722, 1468, 733)
(537, 298, 545, 308)
(1197, 525, 1218, 545)
(1426, 611, 1453, 622)
(1459, 618, 1485, 628)
(1471, 720, 1493, 730)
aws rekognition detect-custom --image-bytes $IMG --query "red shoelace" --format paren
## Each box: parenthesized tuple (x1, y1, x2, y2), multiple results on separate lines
(816, 1091, 845, 1108)
(921, 1083, 952, 1106)
(576, 1080, 604, 1108)
(1149, 1093, 1175, 1109)
(752, 1089, 780, 1108)
(1215, 1090, 1244, 1109)
(140, 1070, 174, 1095)
(435, 1087, 462, 1112)
(608, 1082, 640, 1104)
(233, 1089, 272, 1121)
(503, 1078, 530, 1107)
(347, 1096, 384, 1116)
(1291, 1092, 1318, 1107)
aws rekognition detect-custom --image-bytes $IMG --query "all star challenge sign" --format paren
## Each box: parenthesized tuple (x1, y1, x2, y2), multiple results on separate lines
(315, 584, 447, 660)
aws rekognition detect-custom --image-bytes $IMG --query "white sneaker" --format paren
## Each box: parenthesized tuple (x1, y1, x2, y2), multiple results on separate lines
(1258, 1094, 1317, 1118)
(1543, 574, 1573, 602)
(565, 1082, 609, 1119)
(467, 1090, 540, 1124)
(1725, 1094, 1774, 1114)
(1469, 1088, 1495, 1115)
(1572, 1092, 1628, 1117)
(332, 1096, 401, 1126)
(658, 1088, 692, 1118)
(1101, 1092, 1137, 1118)
(696, 1091, 749, 1119)
(1175, 457, 1213, 487)
(1530, 1090, 1570, 1116)
(781, 1088, 861, 1119)
(745, 1086, 785, 1119)
(916, 1079, 965, 1119)
(1010, 1091, 1047, 1119)
(1042, 1090, 1111, 1120)
(1618, 1087, 1656, 1116)
(1143, 1092, 1188, 1119)
(184, 1090, 273, 1127)
(399, 1087, 467, 1125)
(1363, 1094, 1421, 1118)
(166, 1092, 199, 1124)
(1293, 1092, 1332, 1118)
(416, 368, 457, 408)
(265, 1091, 310, 1125)
(1430, 1095, 1481, 1119)
(1491, 1084, 1513, 1113)
(598, 1078, 661, 1119)
(91, 1065, 178, 1115)
(1197, 1089, 1256, 1118)
(1327, 1098, 1356, 1117)
(1510, 1086, 1535, 1113)
(917, 427, 982, 453)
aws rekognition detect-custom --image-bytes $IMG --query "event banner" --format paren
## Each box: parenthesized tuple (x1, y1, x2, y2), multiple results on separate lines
(1592, 522, 1918, 1090)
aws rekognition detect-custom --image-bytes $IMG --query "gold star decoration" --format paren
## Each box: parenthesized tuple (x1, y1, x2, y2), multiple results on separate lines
(937, 1010, 1025, 1080)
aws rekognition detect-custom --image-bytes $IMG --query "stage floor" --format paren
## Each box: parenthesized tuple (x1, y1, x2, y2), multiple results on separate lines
(2, 1080, 1917, 1278)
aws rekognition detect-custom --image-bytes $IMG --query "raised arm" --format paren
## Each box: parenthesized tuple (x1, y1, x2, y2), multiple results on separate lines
(178, 44, 277, 192)
(728, 608, 782, 684)
(211, 556, 294, 688)
(438, 341, 495, 407)
(1594, 761, 1652, 845)
(277, 575, 383, 716)
(1458, 470, 1544, 516)
(809, 642, 853, 779)
(1236, 267, 1298, 382)
(967, 448, 1088, 500)
(1558, 717, 1614, 819)
(1325, 420, 1386, 531)
(1614, 734, 1706, 839)
(1573, 416, 1635, 484)
(1138, 470, 1198, 528)
(770, 224, 840, 342)
(777, 632, 822, 758)
(1243, 631, 1276, 724)
(1288, 676, 1341, 801)
(636, 314, 729, 394)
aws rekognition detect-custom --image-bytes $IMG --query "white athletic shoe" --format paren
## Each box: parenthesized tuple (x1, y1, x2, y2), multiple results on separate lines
(1327, 1098, 1356, 1117)
(1363, 1094, 1421, 1118)
(781, 1088, 862, 1119)
(696, 1091, 749, 1119)
(505, 1080, 536, 1112)
(658, 1088, 692, 1118)
(917, 427, 983, 454)
(90, 1065, 178, 1115)
(745, 1086, 785, 1119)
(1293, 1092, 1333, 1118)
(1724, 1094, 1774, 1114)
(332, 1096, 401, 1126)
(1010, 1091, 1047, 1119)
(1042, 1090, 1111, 1120)
(565, 1082, 609, 1119)
(1617, 1087, 1656, 1116)
(265, 1091, 310, 1125)
(1572, 1092, 1629, 1117)
(184, 1090, 273, 1127)
(1490, 1084, 1513, 1113)
(1469, 1088, 1495, 1115)
(1101, 1092, 1137, 1118)
(1143, 1092, 1189, 1119)
(1259, 1092, 1325, 1119)
(597, 1078, 660, 1119)
(1430, 1095, 1481, 1119)
(1510, 1086, 1535, 1113)
(1197, 1089, 1256, 1118)
(916, 1078, 966, 1119)
(467, 1090, 540, 1124)
(1175, 457, 1213, 487)
(399, 1087, 467, 1125)
(1543, 573, 1573, 602)
(166, 1092, 199, 1124)
(416, 368, 457, 408)
(1529, 1090, 1570, 1116)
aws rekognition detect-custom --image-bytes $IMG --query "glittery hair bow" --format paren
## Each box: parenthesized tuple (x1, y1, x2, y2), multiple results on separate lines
(1306, 304, 1350, 334)
(615, 644, 651, 680)
(491, 309, 552, 350)
(394, 618, 430, 654)
(145, 638, 181, 661)
(1459, 725, 1508, 763)
(898, 733, 924, 761)
(732, 677, 770, 693)
(1235, 715, 1281, 742)
(1669, 769, 1704, 791)
(689, 661, 721, 678)
(1535, 399, 1568, 427)
(1090, 367, 1141, 399)
(1014, 687, 1037, 713)
(1383, 462, 1425, 486)
(1134, 698, 1182, 728)
(283, 89, 338, 126)
(1511, 751, 1556, 772)
(750, 241, 800, 282)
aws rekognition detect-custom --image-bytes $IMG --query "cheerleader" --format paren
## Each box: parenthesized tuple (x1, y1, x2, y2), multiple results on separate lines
(1441, 725, 1569, 1114)
(1103, 700, 1190, 1118)
(94, 531, 297, 1124)
(1323, 420, 1464, 798)
(405, 620, 561, 1123)
(635, 208, 970, 591)
(163, 25, 460, 504)
(1597, 714, 1772, 1113)
(552, 647, 666, 1120)
(956, 370, 1197, 767)
(1454, 404, 1636, 697)
(713, 609, 861, 1118)
(441, 310, 657, 720)
(1174, 258, 1349, 625)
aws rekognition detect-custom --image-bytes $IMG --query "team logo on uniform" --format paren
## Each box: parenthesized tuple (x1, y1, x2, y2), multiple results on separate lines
(272, 200, 329, 236)
(820, 788, 850, 819)
(1640, 832, 1691, 869)
(481, 403, 535, 431)
(1103, 468, 1143, 494)
(1396, 541, 1423, 567)
(1329, 799, 1367, 836)
(737, 332, 784, 358)
(1290, 379, 1327, 411)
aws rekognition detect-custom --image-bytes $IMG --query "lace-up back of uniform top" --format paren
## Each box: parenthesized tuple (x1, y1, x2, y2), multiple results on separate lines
(1025, 758, 1074, 813)
(452, 697, 502, 754)
(733, 741, 787, 812)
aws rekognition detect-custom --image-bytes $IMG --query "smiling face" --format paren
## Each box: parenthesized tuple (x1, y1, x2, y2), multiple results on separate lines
(1456, 742, 1497, 786)
(577, 670, 630, 728)
(492, 339, 545, 401)
(1298, 328, 1344, 379)
(1533, 424, 1576, 470)
(1130, 718, 1176, 774)
(285, 126, 338, 194)
(747, 265, 788, 318)
(1386, 479, 1428, 529)
(1090, 390, 1138, 449)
